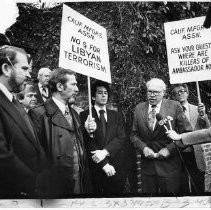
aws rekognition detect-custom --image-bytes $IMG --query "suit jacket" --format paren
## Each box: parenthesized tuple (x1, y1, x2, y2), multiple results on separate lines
(30, 98, 92, 197)
(0, 90, 46, 197)
(186, 103, 210, 171)
(80, 108, 126, 176)
(34, 83, 51, 105)
(130, 99, 192, 177)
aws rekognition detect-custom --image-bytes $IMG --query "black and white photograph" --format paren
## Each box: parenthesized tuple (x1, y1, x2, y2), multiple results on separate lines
(0, 0, 211, 208)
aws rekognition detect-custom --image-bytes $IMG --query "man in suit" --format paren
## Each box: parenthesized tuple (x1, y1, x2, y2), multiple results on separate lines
(171, 83, 210, 193)
(80, 80, 126, 195)
(35, 67, 51, 104)
(130, 78, 192, 194)
(17, 81, 38, 111)
(30, 68, 93, 197)
(0, 45, 46, 198)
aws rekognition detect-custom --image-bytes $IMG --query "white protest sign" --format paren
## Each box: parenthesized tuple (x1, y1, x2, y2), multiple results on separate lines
(59, 4, 111, 83)
(164, 16, 211, 84)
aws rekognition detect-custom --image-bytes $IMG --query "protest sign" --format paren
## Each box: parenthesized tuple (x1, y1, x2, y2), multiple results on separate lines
(164, 16, 211, 84)
(59, 4, 111, 83)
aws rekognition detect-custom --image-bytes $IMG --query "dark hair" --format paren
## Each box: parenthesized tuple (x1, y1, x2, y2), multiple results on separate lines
(17, 81, 37, 100)
(0, 45, 27, 75)
(49, 67, 75, 93)
(91, 80, 110, 104)
(171, 83, 189, 99)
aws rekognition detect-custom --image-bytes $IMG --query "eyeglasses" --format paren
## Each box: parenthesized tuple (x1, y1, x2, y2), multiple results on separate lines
(96, 91, 108, 95)
(147, 90, 162, 96)
(173, 89, 187, 95)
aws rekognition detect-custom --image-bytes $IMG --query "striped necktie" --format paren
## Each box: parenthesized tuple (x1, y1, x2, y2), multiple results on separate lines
(148, 105, 156, 131)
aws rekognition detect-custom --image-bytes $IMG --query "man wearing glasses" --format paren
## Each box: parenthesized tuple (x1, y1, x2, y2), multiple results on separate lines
(171, 83, 210, 194)
(130, 78, 192, 194)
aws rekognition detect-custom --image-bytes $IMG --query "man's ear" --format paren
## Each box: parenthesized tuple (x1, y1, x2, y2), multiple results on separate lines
(92, 96, 95, 101)
(1, 63, 12, 77)
(56, 83, 64, 92)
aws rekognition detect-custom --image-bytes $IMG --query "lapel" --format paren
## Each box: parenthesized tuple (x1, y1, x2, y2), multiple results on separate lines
(35, 84, 44, 104)
(0, 90, 40, 151)
(44, 98, 73, 131)
(153, 100, 168, 134)
(141, 102, 151, 132)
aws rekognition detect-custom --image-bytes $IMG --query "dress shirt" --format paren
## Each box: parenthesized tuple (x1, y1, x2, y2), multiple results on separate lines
(0, 83, 13, 102)
(182, 102, 190, 121)
(94, 105, 107, 122)
(148, 100, 162, 130)
(52, 97, 67, 115)
(38, 82, 49, 96)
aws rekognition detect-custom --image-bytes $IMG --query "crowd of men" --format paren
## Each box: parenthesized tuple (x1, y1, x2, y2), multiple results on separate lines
(0, 44, 211, 198)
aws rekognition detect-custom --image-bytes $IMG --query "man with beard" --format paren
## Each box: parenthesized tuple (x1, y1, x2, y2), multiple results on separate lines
(30, 68, 94, 197)
(0, 45, 46, 198)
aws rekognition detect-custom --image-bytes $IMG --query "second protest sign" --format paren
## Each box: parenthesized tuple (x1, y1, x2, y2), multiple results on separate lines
(164, 16, 211, 84)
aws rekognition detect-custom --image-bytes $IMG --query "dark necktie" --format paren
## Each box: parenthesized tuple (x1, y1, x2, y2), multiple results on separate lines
(99, 109, 106, 138)
(148, 105, 156, 131)
(182, 105, 186, 112)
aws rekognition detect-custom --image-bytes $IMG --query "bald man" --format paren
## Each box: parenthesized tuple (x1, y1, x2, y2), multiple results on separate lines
(35, 67, 52, 104)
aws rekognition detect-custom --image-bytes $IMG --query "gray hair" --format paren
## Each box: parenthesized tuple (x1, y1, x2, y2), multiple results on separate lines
(37, 67, 51, 79)
(146, 78, 166, 91)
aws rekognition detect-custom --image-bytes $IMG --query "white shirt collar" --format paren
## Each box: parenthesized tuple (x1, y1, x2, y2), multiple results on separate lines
(38, 82, 47, 90)
(183, 102, 189, 112)
(38, 82, 43, 89)
(52, 96, 67, 115)
(0, 82, 13, 102)
(148, 100, 162, 113)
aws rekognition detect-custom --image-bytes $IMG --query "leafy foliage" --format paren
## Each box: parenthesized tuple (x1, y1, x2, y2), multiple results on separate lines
(6, 2, 211, 126)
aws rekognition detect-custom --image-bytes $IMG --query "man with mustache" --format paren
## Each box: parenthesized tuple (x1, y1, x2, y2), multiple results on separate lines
(0, 45, 46, 198)
(30, 68, 94, 197)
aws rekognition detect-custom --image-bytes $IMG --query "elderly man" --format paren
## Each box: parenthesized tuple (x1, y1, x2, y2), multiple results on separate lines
(130, 78, 192, 194)
(171, 83, 210, 193)
(30, 68, 94, 197)
(17, 81, 38, 111)
(0, 45, 46, 197)
(35, 67, 51, 104)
